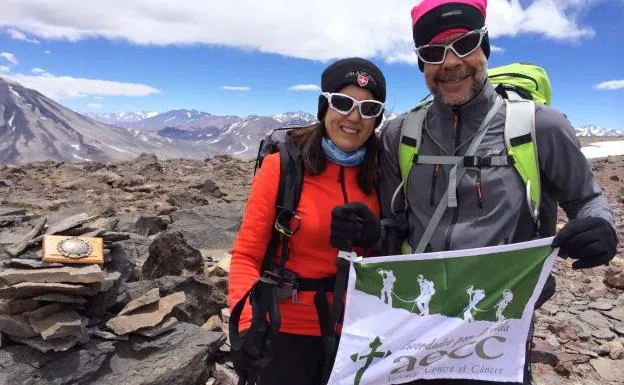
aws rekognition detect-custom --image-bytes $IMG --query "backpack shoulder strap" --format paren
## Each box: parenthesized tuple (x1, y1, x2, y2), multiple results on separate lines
(399, 100, 432, 192)
(504, 100, 541, 223)
(261, 133, 304, 273)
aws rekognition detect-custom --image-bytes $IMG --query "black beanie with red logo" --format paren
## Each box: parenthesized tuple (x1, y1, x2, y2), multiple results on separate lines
(317, 57, 386, 127)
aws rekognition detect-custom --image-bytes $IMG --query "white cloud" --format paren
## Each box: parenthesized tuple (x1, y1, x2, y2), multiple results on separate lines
(5, 72, 160, 99)
(0, 0, 598, 64)
(1, 52, 18, 65)
(6, 28, 40, 44)
(221, 86, 251, 92)
(288, 84, 320, 92)
(386, 49, 419, 65)
(0, 65, 10, 73)
(87, 103, 103, 108)
(491, 45, 506, 53)
(44, 50, 51, 54)
(31, 67, 46, 74)
(595, 80, 624, 90)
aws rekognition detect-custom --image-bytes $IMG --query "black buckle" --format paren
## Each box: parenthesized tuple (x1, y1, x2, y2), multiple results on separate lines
(274, 209, 301, 237)
(260, 269, 299, 302)
(464, 156, 491, 167)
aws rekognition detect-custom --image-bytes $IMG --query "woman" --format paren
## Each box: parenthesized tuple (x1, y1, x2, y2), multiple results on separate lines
(228, 57, 386, 385)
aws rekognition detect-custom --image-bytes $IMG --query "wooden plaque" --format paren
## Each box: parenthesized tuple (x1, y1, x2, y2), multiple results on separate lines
(42, 235, 104, 265)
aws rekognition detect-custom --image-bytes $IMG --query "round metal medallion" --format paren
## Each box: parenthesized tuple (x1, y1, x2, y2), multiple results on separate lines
(57, 237, 93, 259)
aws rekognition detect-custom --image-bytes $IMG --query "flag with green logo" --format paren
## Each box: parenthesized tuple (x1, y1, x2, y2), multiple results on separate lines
(327, 238, 557, 385)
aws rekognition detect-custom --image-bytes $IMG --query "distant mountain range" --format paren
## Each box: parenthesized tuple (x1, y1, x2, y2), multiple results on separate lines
(1, 76, 621, 165)
(0, 77, 317, 164)
(575, 124, 624, 137)
(84, 111, 160, 125)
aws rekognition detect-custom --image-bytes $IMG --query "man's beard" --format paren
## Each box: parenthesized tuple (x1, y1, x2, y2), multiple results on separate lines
(431, 65, 487, 106)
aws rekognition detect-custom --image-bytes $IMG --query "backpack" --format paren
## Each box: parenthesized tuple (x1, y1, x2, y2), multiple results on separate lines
(393, 63, 552, 253)
(230, 125, 348, 385)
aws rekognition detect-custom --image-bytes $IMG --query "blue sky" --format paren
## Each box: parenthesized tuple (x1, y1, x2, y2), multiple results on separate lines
(0, 0, 622, 128)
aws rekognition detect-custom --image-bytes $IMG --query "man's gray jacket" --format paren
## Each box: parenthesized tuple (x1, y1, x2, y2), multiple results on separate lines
(378, 81, 614, 253)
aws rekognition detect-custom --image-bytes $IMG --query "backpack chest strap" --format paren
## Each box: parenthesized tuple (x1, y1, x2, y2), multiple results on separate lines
(414, 154, 513, 167)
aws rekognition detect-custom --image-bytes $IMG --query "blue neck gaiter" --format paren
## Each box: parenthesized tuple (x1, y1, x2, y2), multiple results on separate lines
(321, 137, 366, 167)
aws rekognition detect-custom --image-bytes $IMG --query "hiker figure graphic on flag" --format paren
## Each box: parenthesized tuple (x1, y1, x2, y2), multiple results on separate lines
(350, 336, 391, 385)
(495, 289, 514, 321)
(377, 269, 396, 306)
(462, 285, 486, 322)
(415, 274, 435, 316)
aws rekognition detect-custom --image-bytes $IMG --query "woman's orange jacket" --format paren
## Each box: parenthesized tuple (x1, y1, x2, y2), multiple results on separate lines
(228, 152, 380, 336)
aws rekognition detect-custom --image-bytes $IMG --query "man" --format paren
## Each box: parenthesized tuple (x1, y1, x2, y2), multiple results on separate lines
(373, 0, 618, 383)
(328, 0, 618, 383)
(377, 0, 616, 267)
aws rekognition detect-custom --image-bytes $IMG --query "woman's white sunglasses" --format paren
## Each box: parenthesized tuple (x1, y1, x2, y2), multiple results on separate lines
(321, 92, 384, 119)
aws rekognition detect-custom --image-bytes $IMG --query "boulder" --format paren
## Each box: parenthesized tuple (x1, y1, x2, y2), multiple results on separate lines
(168, 203, 244, 249)
(142, 231, 204, 279)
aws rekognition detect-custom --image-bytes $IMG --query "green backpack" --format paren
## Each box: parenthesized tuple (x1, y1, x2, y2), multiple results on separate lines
(395, 63, 552, 253)
(488, 63, 551, 105)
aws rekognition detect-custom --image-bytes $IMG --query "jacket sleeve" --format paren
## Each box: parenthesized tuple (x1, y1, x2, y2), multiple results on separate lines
(377, 115, 409, 254)
(534, 105, 614, 226)
(228, 153, 280, 310)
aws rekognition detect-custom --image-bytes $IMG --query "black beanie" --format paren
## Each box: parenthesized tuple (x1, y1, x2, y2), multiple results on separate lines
(317, 57, 386, 127)
(412, 2, 490, 71)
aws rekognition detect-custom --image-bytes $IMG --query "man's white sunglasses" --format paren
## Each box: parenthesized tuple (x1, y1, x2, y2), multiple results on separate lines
(415, 26, 488, 65)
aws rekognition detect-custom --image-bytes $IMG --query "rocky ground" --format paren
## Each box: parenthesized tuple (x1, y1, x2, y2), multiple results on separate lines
(0, 152, 622, 385)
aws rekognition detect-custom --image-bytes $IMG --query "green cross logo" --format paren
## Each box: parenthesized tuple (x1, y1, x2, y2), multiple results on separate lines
(350, 336, 391, 385)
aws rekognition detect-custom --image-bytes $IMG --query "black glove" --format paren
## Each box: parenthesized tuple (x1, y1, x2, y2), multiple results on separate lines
(552, 217, 618, 269)
(330, 202, 380, 249)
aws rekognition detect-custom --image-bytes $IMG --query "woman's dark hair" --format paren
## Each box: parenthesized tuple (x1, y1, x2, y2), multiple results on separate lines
(289, 122, 379, 195)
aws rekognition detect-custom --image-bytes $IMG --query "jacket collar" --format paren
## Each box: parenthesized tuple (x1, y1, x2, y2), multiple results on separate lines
(430, 79, 499, 134)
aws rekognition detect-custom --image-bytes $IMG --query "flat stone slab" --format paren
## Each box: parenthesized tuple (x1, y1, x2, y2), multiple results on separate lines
(590, 357, 624, 382)
(46, 213, 95, 235)
(0, 314, 38, 338)
(592, 328, 616, 340)
(0, 298, 40, 314)
(0, 207, 26, 216)
(135, 317, 178, 338)
(9, 334, 83, 353)
(29, 310, 86, 340)
(0, 264, 104, 285)
(118, 287, 160, 316)
(106, 292, 186, 335)
(603, 306, 624, 323)
(25, 303, 63, 320)
(6, 218, 47, 257)
(4, 259, 64, 269)
(0, 282, 101, 299)
(34, 293, 88, 304)
(578, 310, 612, 329)
(589, 300, 614, 311)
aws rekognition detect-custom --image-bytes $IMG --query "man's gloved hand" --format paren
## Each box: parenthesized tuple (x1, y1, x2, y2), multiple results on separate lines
(552, 217, 618, 269)
(330, 202, 380, 249)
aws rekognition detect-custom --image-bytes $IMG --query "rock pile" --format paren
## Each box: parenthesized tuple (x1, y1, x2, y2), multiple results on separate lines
(0, 153, 622, 385)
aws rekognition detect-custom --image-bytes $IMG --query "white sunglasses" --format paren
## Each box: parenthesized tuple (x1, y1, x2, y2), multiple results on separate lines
(321, 92, 384, 119)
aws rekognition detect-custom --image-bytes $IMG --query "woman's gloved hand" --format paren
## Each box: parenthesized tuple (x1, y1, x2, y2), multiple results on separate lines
(330, 202, 380, 249)
(552, 216, 618, 269)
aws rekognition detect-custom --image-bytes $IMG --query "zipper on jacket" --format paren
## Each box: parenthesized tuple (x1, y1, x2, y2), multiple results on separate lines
(338, 166, 349, 203)
(476, 168, 484, 209)
(430, 164, 440, 206)
(445, 110, 462, 251)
